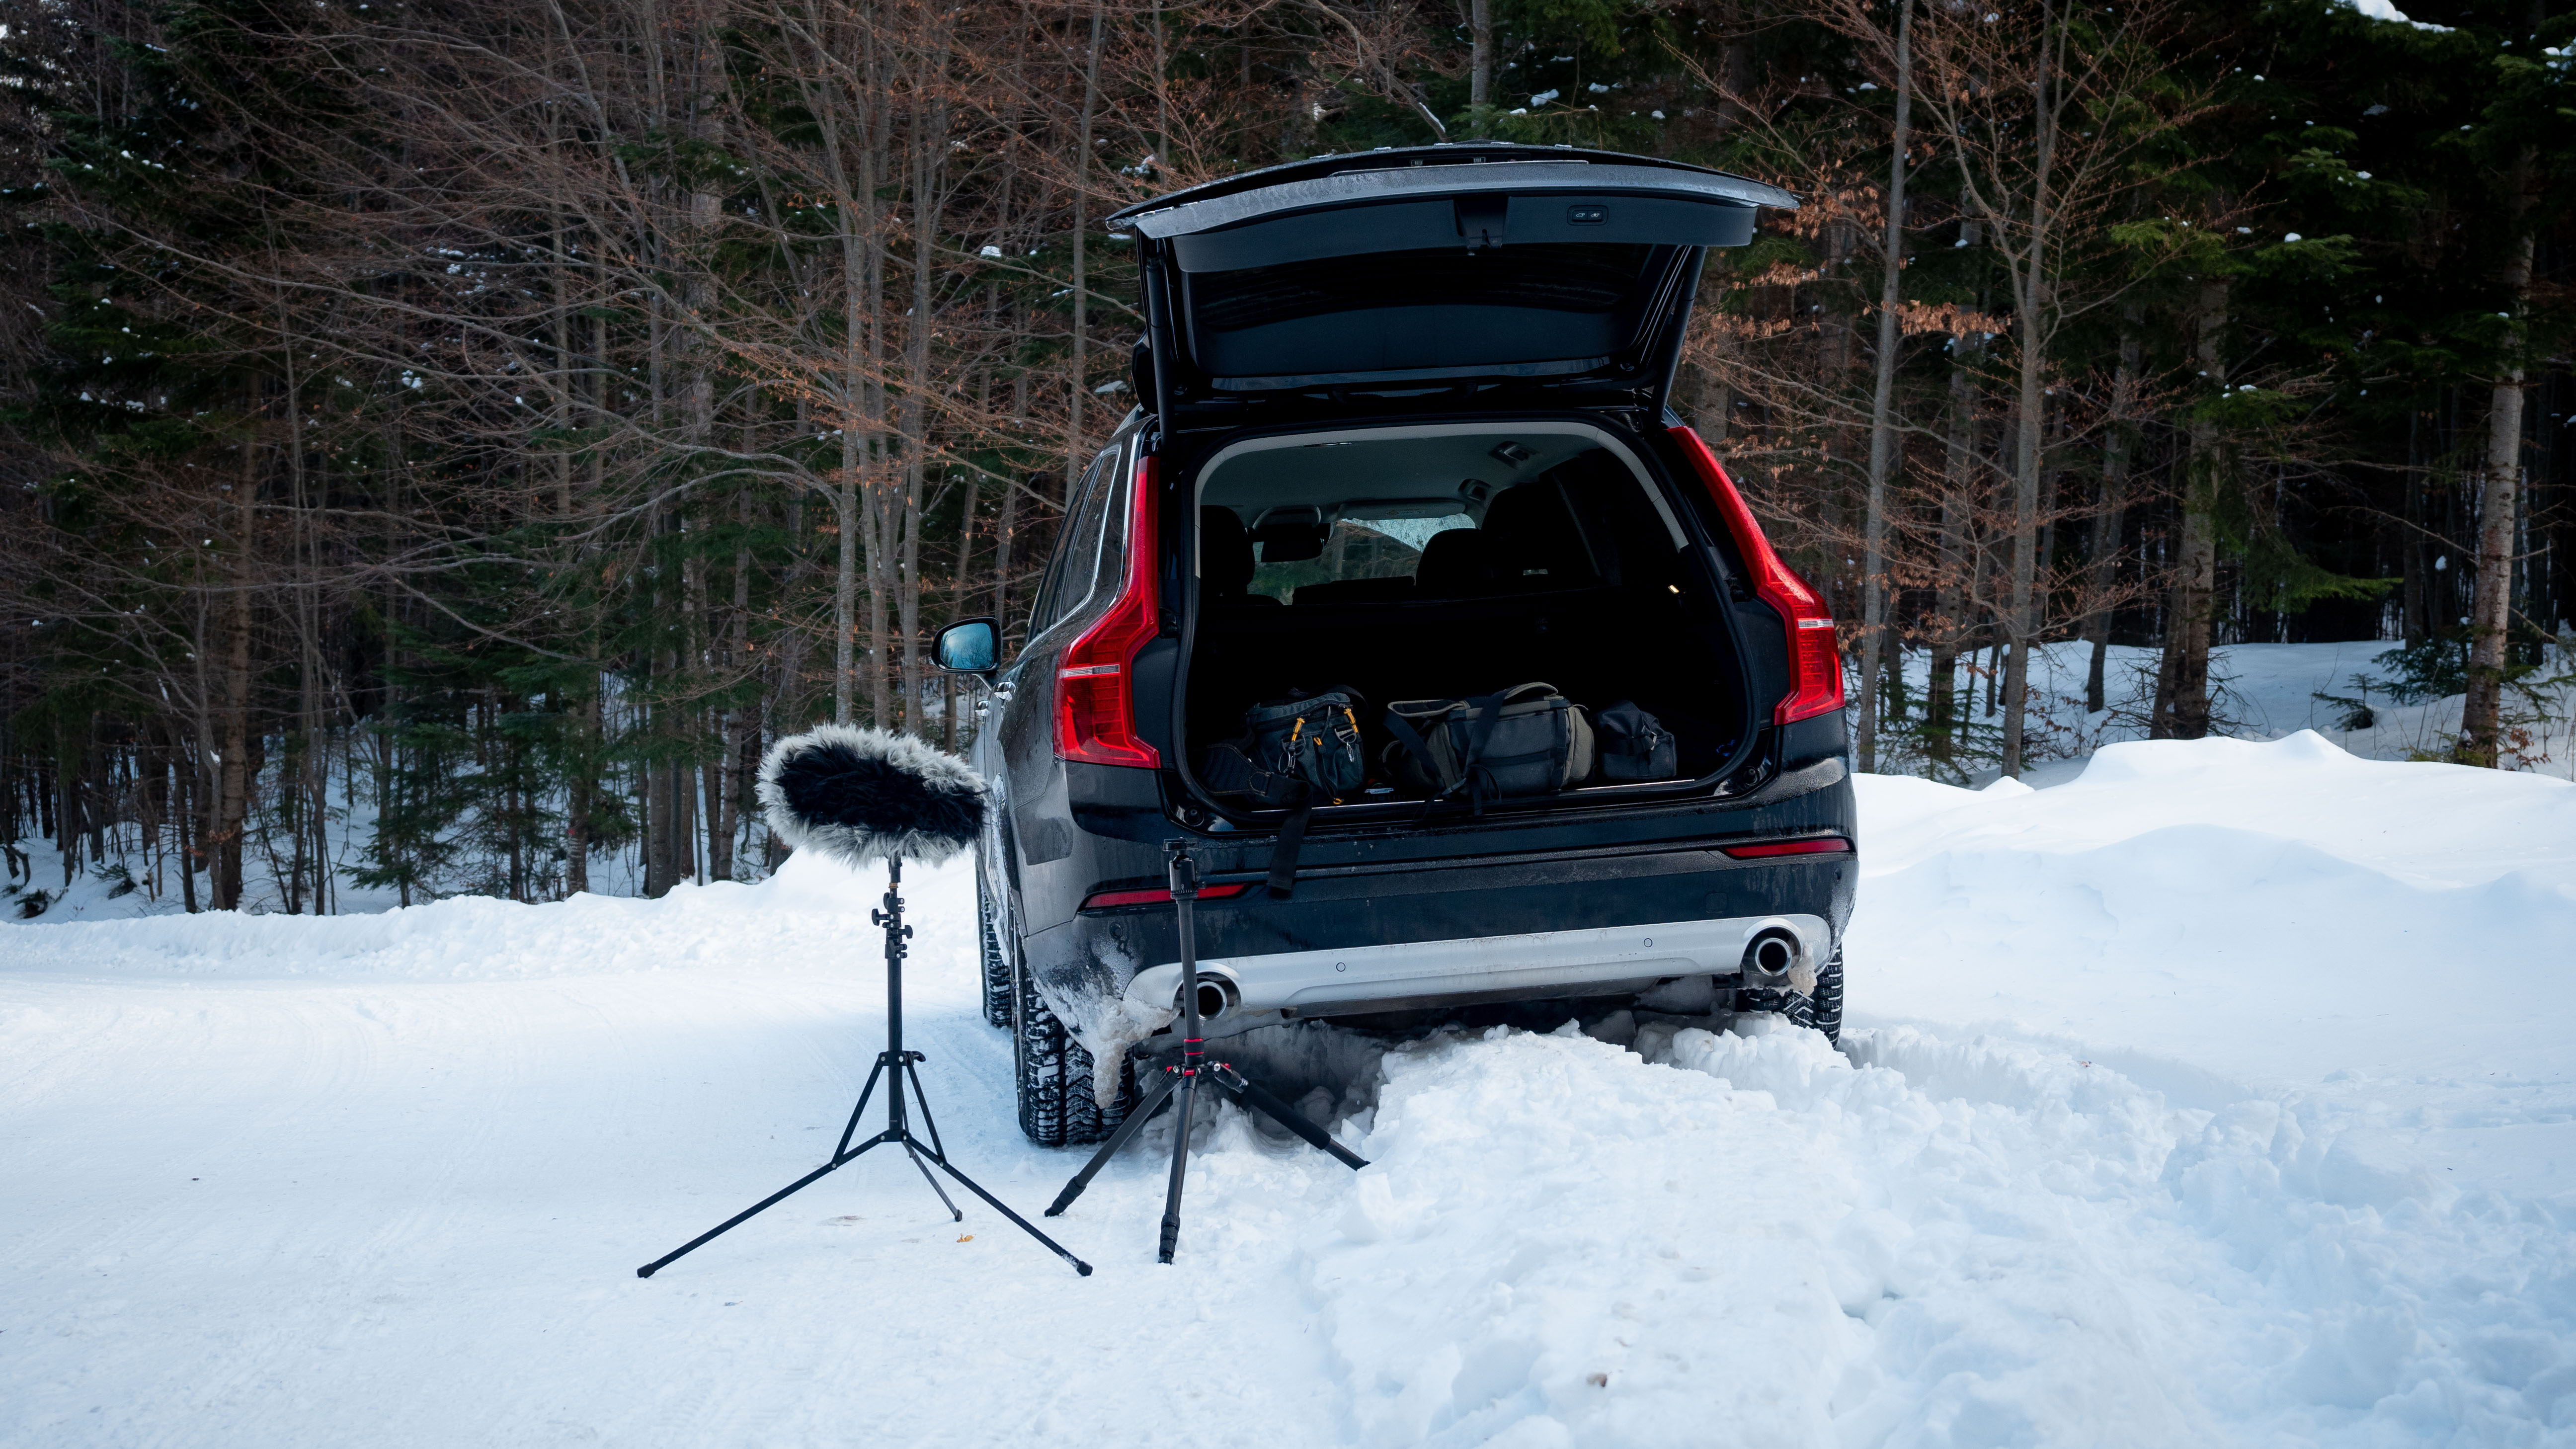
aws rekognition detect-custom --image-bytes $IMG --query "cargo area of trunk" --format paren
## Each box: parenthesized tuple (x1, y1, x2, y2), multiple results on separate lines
(1175, 420, 1751, 818)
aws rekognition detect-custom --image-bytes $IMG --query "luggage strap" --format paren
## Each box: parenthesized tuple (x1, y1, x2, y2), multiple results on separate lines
(1252, 704, 1360, 900)
(1382, 711, 1445, 792)
(1385, 693, 1516, 815)
(1266, 785, 1312, 899)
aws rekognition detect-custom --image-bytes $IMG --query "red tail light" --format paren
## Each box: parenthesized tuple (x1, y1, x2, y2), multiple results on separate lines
(1055, 456, 1164, 768)
(1720, 837, 1853, 860)
(1080, 882, 1253, 911)
(1668, 427, 1845, 726)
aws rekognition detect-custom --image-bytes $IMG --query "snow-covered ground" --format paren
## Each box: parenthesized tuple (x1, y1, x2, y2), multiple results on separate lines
(6, 732, 2576, 1446)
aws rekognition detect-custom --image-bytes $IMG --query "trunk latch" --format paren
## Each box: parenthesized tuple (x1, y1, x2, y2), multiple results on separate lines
(1454, 194, 1508, 249)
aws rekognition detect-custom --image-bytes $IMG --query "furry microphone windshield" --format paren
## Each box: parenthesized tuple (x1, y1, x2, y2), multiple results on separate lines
(756, 725, 988, 869)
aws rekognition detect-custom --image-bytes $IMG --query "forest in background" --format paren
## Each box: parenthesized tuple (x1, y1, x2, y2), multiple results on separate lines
(0, 0, 2568, 913)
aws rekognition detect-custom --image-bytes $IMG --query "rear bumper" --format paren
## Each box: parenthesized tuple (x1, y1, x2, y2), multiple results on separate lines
(1021, 825, 1855, 1034)
(1124, 909, 1831, 1023)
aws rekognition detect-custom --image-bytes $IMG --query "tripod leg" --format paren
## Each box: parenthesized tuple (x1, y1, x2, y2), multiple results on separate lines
(1045, 1066, 1179, 1217)
(917, 1146, 1094, 1277)
(1212, 1066, 1369, 1171)
(834, 1056, 889, 1159)
(901, 1141, 964, 1221)
(637, 1155, 848, 1279)
(901, 1057, 947, 1163)
(1157, 1073, 1200, 1265)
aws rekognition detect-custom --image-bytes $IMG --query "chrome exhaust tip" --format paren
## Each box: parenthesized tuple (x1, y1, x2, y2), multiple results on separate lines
(1175, 973, 1240, 1021)
(1742, 928, 1801, 980)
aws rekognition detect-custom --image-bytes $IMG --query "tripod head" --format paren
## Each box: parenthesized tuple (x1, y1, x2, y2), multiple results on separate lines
(870, 864, 915, 940)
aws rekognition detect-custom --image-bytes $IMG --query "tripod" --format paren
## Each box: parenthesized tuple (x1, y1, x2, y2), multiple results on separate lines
(638, 858, 1091, 1279)
(1046, 843, 1368, 1263)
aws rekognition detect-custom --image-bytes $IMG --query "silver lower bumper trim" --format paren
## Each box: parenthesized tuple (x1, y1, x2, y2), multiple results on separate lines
(1124, 912, 1831, 1020)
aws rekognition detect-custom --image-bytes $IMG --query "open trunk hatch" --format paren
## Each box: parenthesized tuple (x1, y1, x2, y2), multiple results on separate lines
(1110, 145, 1795, 424)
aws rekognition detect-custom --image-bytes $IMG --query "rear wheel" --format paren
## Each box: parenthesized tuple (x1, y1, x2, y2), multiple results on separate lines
(1010, 950, 1141, 1147)
(1735, 946, 1844, 1045)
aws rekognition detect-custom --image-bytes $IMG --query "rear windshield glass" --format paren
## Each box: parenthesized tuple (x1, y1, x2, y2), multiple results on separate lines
(1192, 243, 1659, 330)
(1184, 243, 1675, 384)
(1195, 428, 1686, 609)
(1248, 514, 1477, 603)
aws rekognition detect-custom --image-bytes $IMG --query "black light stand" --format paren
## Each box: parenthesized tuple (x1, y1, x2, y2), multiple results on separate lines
(1045, 842, 1368, 1263)
(639, 859, 1091, 1279)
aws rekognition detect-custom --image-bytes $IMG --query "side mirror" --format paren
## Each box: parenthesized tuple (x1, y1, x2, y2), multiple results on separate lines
(934, 617, 1001, 675)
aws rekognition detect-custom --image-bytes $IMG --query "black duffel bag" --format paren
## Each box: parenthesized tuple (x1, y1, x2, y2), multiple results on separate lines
(1200, 687, 1367, 807)
(1382, 682, 1596, 809)
(1592, 700, 1679, 783)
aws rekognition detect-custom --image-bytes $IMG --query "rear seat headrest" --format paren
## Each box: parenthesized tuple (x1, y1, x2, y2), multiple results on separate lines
(1414, 527, 1496, 597)
(1478, 482, 1591, 589)
(1199, 506, 1257, 597)
(1200, 506, 1283, 606)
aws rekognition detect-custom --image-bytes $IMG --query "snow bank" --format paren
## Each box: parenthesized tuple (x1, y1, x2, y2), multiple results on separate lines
(1311, 1014, 2576, 1445)
(0, 849, 936, 981)
(1852, 732, 2576, 1113)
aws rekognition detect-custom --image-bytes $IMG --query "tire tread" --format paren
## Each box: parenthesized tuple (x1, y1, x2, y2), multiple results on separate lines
(1010, 953, 1139, 1146)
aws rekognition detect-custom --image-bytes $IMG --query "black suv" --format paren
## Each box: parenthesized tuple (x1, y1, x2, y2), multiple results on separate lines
(933, 144, 1855, 1146)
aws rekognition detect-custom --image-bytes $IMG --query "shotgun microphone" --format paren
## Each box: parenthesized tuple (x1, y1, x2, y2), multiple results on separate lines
(756, 724, 987, 870)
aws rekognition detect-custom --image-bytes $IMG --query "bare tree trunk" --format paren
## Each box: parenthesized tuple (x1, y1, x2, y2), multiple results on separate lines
(1817, 217, 1855, 621)
(1926, 341, 1977, 775)
(994, 372, 1029, 640)
(211, 434, 260, 911)
(1469, 0, 1494, 136)
(2153, 277, 2229, 741)
(1855, 0, 1915, 774)
(2459, 147, 2538, 768)
(1714, 19, 1754, 135)
(834, 479, 861, 723)
(55, 717, 81, 889)
(1065, 0, 1106, 504)
(946, 466, 982, 749)
(2083, 308, 2142, 713)
(860, 76, 895, 731)
(799, 14, 888, 726)
(566, 689, 595, 895)
(1150, 0, 1172, 168)
(169, 719, 198, 913)
(2401, 409, 2426, 645)
(645, 747, 668, 897)
(898, 50, 952, 735)
(713, 487, 753, 880)
(1995, 9, 2063, 779)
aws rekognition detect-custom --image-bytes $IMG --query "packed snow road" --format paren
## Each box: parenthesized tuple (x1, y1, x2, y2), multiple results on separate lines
(6, 733, 2575, 1447)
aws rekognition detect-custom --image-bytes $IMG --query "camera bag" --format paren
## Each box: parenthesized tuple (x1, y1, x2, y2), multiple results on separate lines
(1381, 682, 1596, 809)
(1197, 687, 1366, 899)
(1199, 687, 1367, 807)
(1591, 700, 1679, 783)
